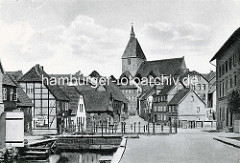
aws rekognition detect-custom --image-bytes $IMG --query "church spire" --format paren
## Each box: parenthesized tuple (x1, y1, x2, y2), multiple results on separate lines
(130, 23, 135, 38)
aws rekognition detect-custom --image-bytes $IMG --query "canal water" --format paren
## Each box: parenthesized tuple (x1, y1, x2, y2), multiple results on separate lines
(10, 150, 116, 163)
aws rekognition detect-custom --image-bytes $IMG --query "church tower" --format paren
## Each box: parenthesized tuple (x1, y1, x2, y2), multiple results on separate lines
(122, 25, 146, 77)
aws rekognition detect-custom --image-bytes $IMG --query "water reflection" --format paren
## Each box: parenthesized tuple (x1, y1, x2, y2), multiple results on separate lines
(13, 150, 115, 163)
(50, 152, 103, 163)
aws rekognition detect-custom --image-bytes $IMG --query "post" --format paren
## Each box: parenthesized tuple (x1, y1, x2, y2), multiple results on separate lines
(124, 122, 126, 134)
(134, 122, 136, 133)
(138, 122, 141, 134)
(144, 125, 145, 133)
(169, 122, 172, 134)
(147, 122, 150, 134)
(105, 122, 107, 133)
(121, 122, 123, 136)
(174, 122, 177, 133)
(101, 122, 103, 136)
(153, 122, 155, 134)
(81, 123, 83, 135)
(161, 125, 163, 132)
(93, 122, 96, 133)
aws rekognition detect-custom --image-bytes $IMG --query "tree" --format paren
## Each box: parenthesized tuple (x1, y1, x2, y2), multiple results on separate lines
(227, 87, 240, 113)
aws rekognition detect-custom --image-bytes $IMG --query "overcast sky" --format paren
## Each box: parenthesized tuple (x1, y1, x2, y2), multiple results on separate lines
(1, 0, 240, 77)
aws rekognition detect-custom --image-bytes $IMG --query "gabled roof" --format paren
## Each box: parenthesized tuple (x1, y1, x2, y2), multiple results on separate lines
(139, 85, 156, 101)
(3, 74, 16, 86)
(19, 64, 70, 101)
(210, 27, 240, 61)
(60, 86, 82, 115)
(135, 57, 186, 77)
(19, 65, 45, 82)
(78, 89, 113, 112)
(7, 73, 33, 107)
(122, 26, 146, 60)
(158, 84, 175, 95)
(89, 70, 101, 78)
(6, 71, 23, 81)
(16, 87, 34, 107)
(168, 89, 190, 105)
(104, 81, 129, 103)
(179, 70, 208, 82)
(202, 70, 216, 82)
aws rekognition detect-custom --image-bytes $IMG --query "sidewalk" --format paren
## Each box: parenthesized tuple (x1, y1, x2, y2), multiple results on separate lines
(213, 131, 240, 148)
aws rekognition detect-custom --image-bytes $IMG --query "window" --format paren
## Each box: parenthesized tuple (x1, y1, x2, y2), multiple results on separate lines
(192, 85, 195, 90)
(9, 89, 13, 101)
(128, 58, 131, 65)
(219, 83, 222, 98)
(79, 104, 83, 112)
(234, 74, 237, 86)
(13, 93, 17, 101)
(197, 84, 201, 90)
(221, 65, 224, 75)
(27, 85, 34, 94)
(3, 88, 7, 100)
(229, 57, 232, 70)
(197, 107, 200, 113)
(222, 81, 225, 97)
(191, 96, 194, 102)
(218, 66, 221, 78)
(225, 61, 228, 73)
(230, 78, 233, 88)
(201, 84, 206, 90)
(233, 53, 237, 67)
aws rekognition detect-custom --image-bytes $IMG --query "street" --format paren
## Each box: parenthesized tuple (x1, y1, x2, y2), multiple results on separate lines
(120, 129, 240, 163)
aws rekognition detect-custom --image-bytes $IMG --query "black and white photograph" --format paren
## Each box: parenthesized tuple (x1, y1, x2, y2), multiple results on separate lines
(0, 0, 240, 162)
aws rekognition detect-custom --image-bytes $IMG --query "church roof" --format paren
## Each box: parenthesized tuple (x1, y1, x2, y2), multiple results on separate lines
(121, 26, 146, 60)
(135, 57, 186, 77)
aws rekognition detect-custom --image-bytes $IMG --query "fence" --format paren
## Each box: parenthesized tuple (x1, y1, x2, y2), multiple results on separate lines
(66, 122, 177, 135)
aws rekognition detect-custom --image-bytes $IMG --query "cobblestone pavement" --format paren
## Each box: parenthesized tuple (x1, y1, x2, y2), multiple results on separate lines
(120, 128, 240, 163)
